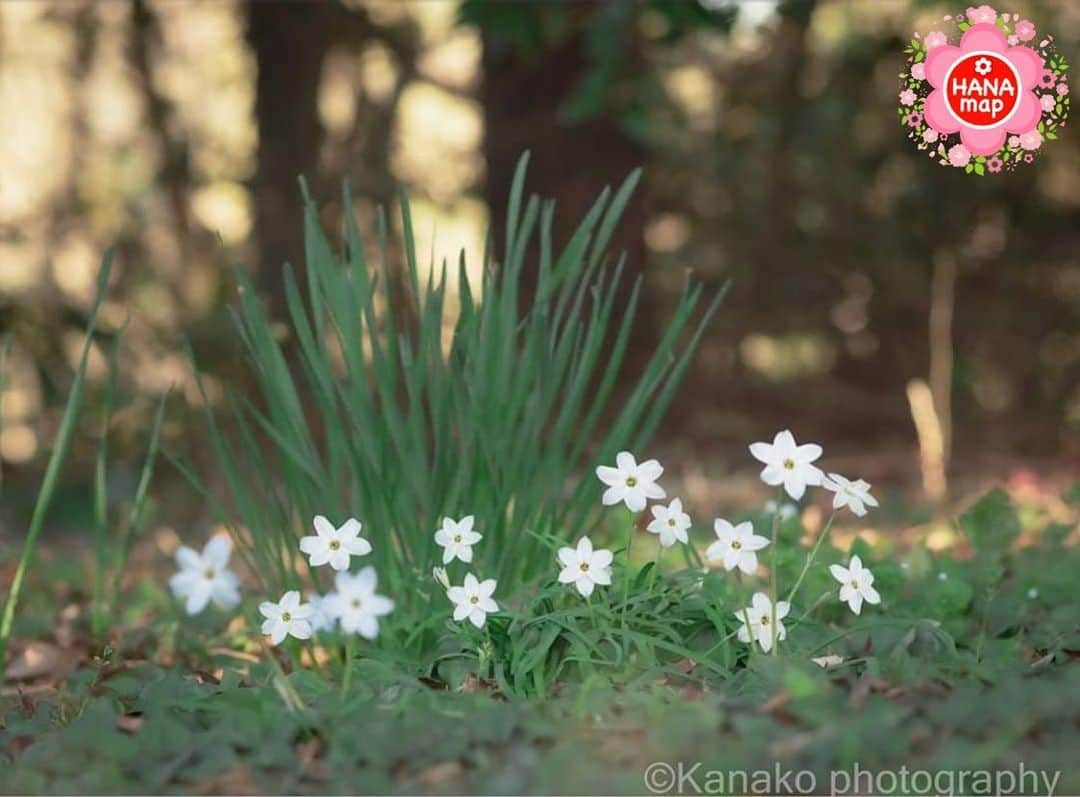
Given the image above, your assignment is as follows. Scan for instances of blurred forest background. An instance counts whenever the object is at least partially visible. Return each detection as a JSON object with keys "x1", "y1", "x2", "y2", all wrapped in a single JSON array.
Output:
[{"x1": 0, "y1": 0, "x2": 1077, "y2": 536}]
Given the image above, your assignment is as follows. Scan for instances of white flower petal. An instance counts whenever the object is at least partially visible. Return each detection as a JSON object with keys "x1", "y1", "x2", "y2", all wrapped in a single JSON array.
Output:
[
  {"x1": 185, "y1": 587, "x2": 211, "y2": 615},
  {"x1": 601, "y1": 485, "x2": 626, "y2": 506},
  {"x1": 289, "y1": 619, "x2": 313, "y2": 640},
  {"x1": 344, "y1": 536, "x2": 372, "y2": 556},
  {"x1": 338, "y1": 518, "x2": 362, "y2": 538},
  {"x1": 596, "y1": 465, "x2": 622, "y2": 486},
  {"x1": 637, "y1": 459, "x2": 663, "y2": 481},
  {"x1": 748, "y1": 442, "x2": 773, "y2": 464},
  {"x1": 313, "y1": 515, "x2": 336, "y2": 539},
  {"x1": 175, "y1": 546, "x2": 202, "y2": 570},
  {"x1": 269, "y1": 622, "x2": 288, "y2": 646},
  {"x1": 624, "y1": 490, "x2": 647, "y2": 512}
]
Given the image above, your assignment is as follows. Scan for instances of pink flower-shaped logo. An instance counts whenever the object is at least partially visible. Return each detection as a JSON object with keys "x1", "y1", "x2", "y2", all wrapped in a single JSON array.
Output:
[{"x1": 924, "y1": 23, "x2": 1043, "y2": 155}]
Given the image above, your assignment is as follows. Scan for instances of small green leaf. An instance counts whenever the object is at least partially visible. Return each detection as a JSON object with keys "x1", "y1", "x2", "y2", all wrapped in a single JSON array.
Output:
[{"x1": 960, "y1": 489, "x2": 1020, "y2": 553}]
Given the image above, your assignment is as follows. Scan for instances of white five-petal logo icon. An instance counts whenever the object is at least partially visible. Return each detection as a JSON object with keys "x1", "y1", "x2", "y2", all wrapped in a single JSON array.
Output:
[{"x1": 973, "y1": 56, "x2": 993, "y2": 76}]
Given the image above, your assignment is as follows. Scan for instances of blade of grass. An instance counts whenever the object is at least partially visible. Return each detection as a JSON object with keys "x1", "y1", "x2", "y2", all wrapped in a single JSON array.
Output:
[{"x1": 0, "y1": 253, "x2": 113, "y2": 663}]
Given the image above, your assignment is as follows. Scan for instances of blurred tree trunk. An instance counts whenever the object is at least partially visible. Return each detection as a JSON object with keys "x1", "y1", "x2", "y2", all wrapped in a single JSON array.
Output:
[
  {"x1": 244, "y1": 1, "x2": 334, "y2": 317},
  {"x1": 479, "y1": 16, "x2": 655, "y2": 355}
]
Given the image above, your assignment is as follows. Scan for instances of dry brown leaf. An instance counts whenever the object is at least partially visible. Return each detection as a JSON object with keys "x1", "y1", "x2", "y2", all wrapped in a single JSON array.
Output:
[
  {"x1": 758, "y1": 689, "x2": 792, "y2": 715},
  {"x1": 116, "y1": 713, "x2": 144, "y2": 733},
  {"x1": 4, "y1": 642, "x2": 80, "y2": 682},
  {"x1": 406, "y1": 760, "x2": 465, "y2": 788}
]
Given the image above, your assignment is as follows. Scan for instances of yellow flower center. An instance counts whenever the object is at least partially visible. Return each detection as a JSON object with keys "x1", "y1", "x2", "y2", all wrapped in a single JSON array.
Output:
[
  {"x1": 203, "y1": 567, "x2": 216, "y2": 579},
  {"x1": 470, "y1": 595, "x2": 479, "y2": 604},
  {"x1": 351, "y1": 598, "x2": 362, "y2": 610},
  {"x1": 580, "y1": 562, "x2": 590, "y2": 572},
  {"x1": 329, "y1": 540, "x2": 341, "y2": 551},
  {"x1": 454, "y1": 534, "x2": 462, "y2": 543},
  {"x1": 668, "y1": 519, "x2": 676, "y2": 527},
  {"x1": 760, "y1": 615, "x2": 770, "y2": 626},
  {"x1": 731, "y1": 540, "x2": 742, "y2": 550},
  {"x1": 625, "y1": 476, "x2": 638, "y2": 487},
  {"x1": 281, "y1": 611, "x2": 292, "y2": 622},
  {"x1": 783, "y1": 458, "x2": 795, "y2": 470}
]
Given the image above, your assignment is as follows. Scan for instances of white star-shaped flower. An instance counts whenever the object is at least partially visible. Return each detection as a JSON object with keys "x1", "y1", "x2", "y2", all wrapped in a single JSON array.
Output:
[
  {"x1": 169, "y1": 535, "x2": 241, "y2": 615},
  {"x1": 259, "y1": 590, "x2": 313, "y2": 645},
  {"x1": 830, "y1": 555, "x2": 881, "y2": 615},
  {"x1": 595, "y1": 451, "x2": 666, "y2": 512},
  {"x1": 706, "y1": 518, "x2": 770, "y2": 575},
  {"x1": 748, "y1": 430, "x2": 824, "y2": 500},
  {"x1": 434, "y1": 515, "x2": 482, "y2": 564},
  {"x1": 447, "y1": 573, "x2": 498, "y2": 628},
  {"x1": 557, "y1": 536, "x2": 614, "y2": 597},
  {"x1": 822, "y1": 473, "x2": 878, "y2": 517},
  {"x1": 646, "y1": 498, "x2": 691, "y2": 548},
  {"x1": 734, "y1": 591, "x2": 790, "y2": 653},
  {"x1": 324, "y1": 566, "x2": 395, "y2": 639},
  {"x1": 299, "y1": 515, "x2": 372, "y2": 571}
]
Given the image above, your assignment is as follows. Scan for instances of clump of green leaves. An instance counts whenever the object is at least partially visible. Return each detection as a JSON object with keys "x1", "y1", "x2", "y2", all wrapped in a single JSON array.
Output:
[{"x1": 189, "y1": 154, "x2": 721, "y2": 600}]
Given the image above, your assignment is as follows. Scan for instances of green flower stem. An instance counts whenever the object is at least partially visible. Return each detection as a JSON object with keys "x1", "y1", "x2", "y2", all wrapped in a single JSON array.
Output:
[
  {"x1": 341, "y1": 634, "x2": 356, "y2": 699},
  {"x1": 263, "y1": 638, "x2": 304, "y2": 712},
  {"x1": 649, "y1": 537, "x2": 663, "y2": 591},
  {"x1": 620, "y1": 510, "x2": 642, "y2": 644},
  {"x1": 769, "y1": 488, "x2": 782, "y2": 656},
  {"x1": 737, "y1": 570, "x2": 756, "y2": 657},
  {"x1": 785, "y1": 509, "x2": 838, "y2": 605}
]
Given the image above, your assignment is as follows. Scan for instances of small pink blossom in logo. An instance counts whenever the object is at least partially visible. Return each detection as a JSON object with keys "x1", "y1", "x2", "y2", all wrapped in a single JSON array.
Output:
[
  {"x1": 1023, "y1": 153, "x2": 1034, "y2": 163},
  {"x1": 923, "y1": 128, "x2": 940, "y2": 143},
  {"x1": 966, "y1": 5, "x2": 999, "y2": 24},
  {"x1": 1040, "y1": 94, "x2": 1056, "y2": 112},
  {"x1": 924, "y1": 23, "x2": 1044, "y2": 155},
  {"x1": 925, "y1": 31, "x2": 948, "y2": 50},
  {"x1": 1018, "y1": 129, "x2": 1042, "y2": 150},
  {"x1": 907, "y1": 111, "x2": 924, "y2": 128},
  {"x1": 967, "y1": 5, "x2": 997, "y2": 24},
  {"x1": 1056, "y1": 82, "x2": 1069, "y2": 96},
  {"x1": 1007, "y1": 35, "x2": 1019, "y2": 46},
  {"x1": 986, "y1": 156, "x2": 1003, "y2": 172},
  {"x1": 899, "y1": 89, "x2": 917, "y2": 106},
  {"x1": 1015, "y1": 20, "x2": 1036, "y2": 41},
  {"x1": 1039, "y1": 69, "x2": 1056, "y2": 88},
  {"x1": 948, "y1": 143, "x2": 972, "y2": 167},
  {"x1": 1008, "y1": 135, "x2": 1021, "y2": 147},
  {"x1": 911, "y1": 62, "x2": 926, "y2": 81}
]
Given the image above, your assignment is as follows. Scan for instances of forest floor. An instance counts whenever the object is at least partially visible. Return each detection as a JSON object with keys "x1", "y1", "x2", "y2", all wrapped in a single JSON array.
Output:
[{"x1": 2, "y1": 475, "x2": 1079, "y2": 795}]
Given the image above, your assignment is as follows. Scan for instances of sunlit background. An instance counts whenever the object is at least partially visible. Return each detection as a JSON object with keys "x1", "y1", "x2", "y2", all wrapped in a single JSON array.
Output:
[{"x1": 0, "y1": 0, "x2": 1077, "y2": 524}]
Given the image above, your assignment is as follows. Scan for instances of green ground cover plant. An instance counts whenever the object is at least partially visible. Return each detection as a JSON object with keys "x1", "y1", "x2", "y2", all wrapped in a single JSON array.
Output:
[{"x1": 1, "y1": 160, "x2": 1078, "y2": 795}]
